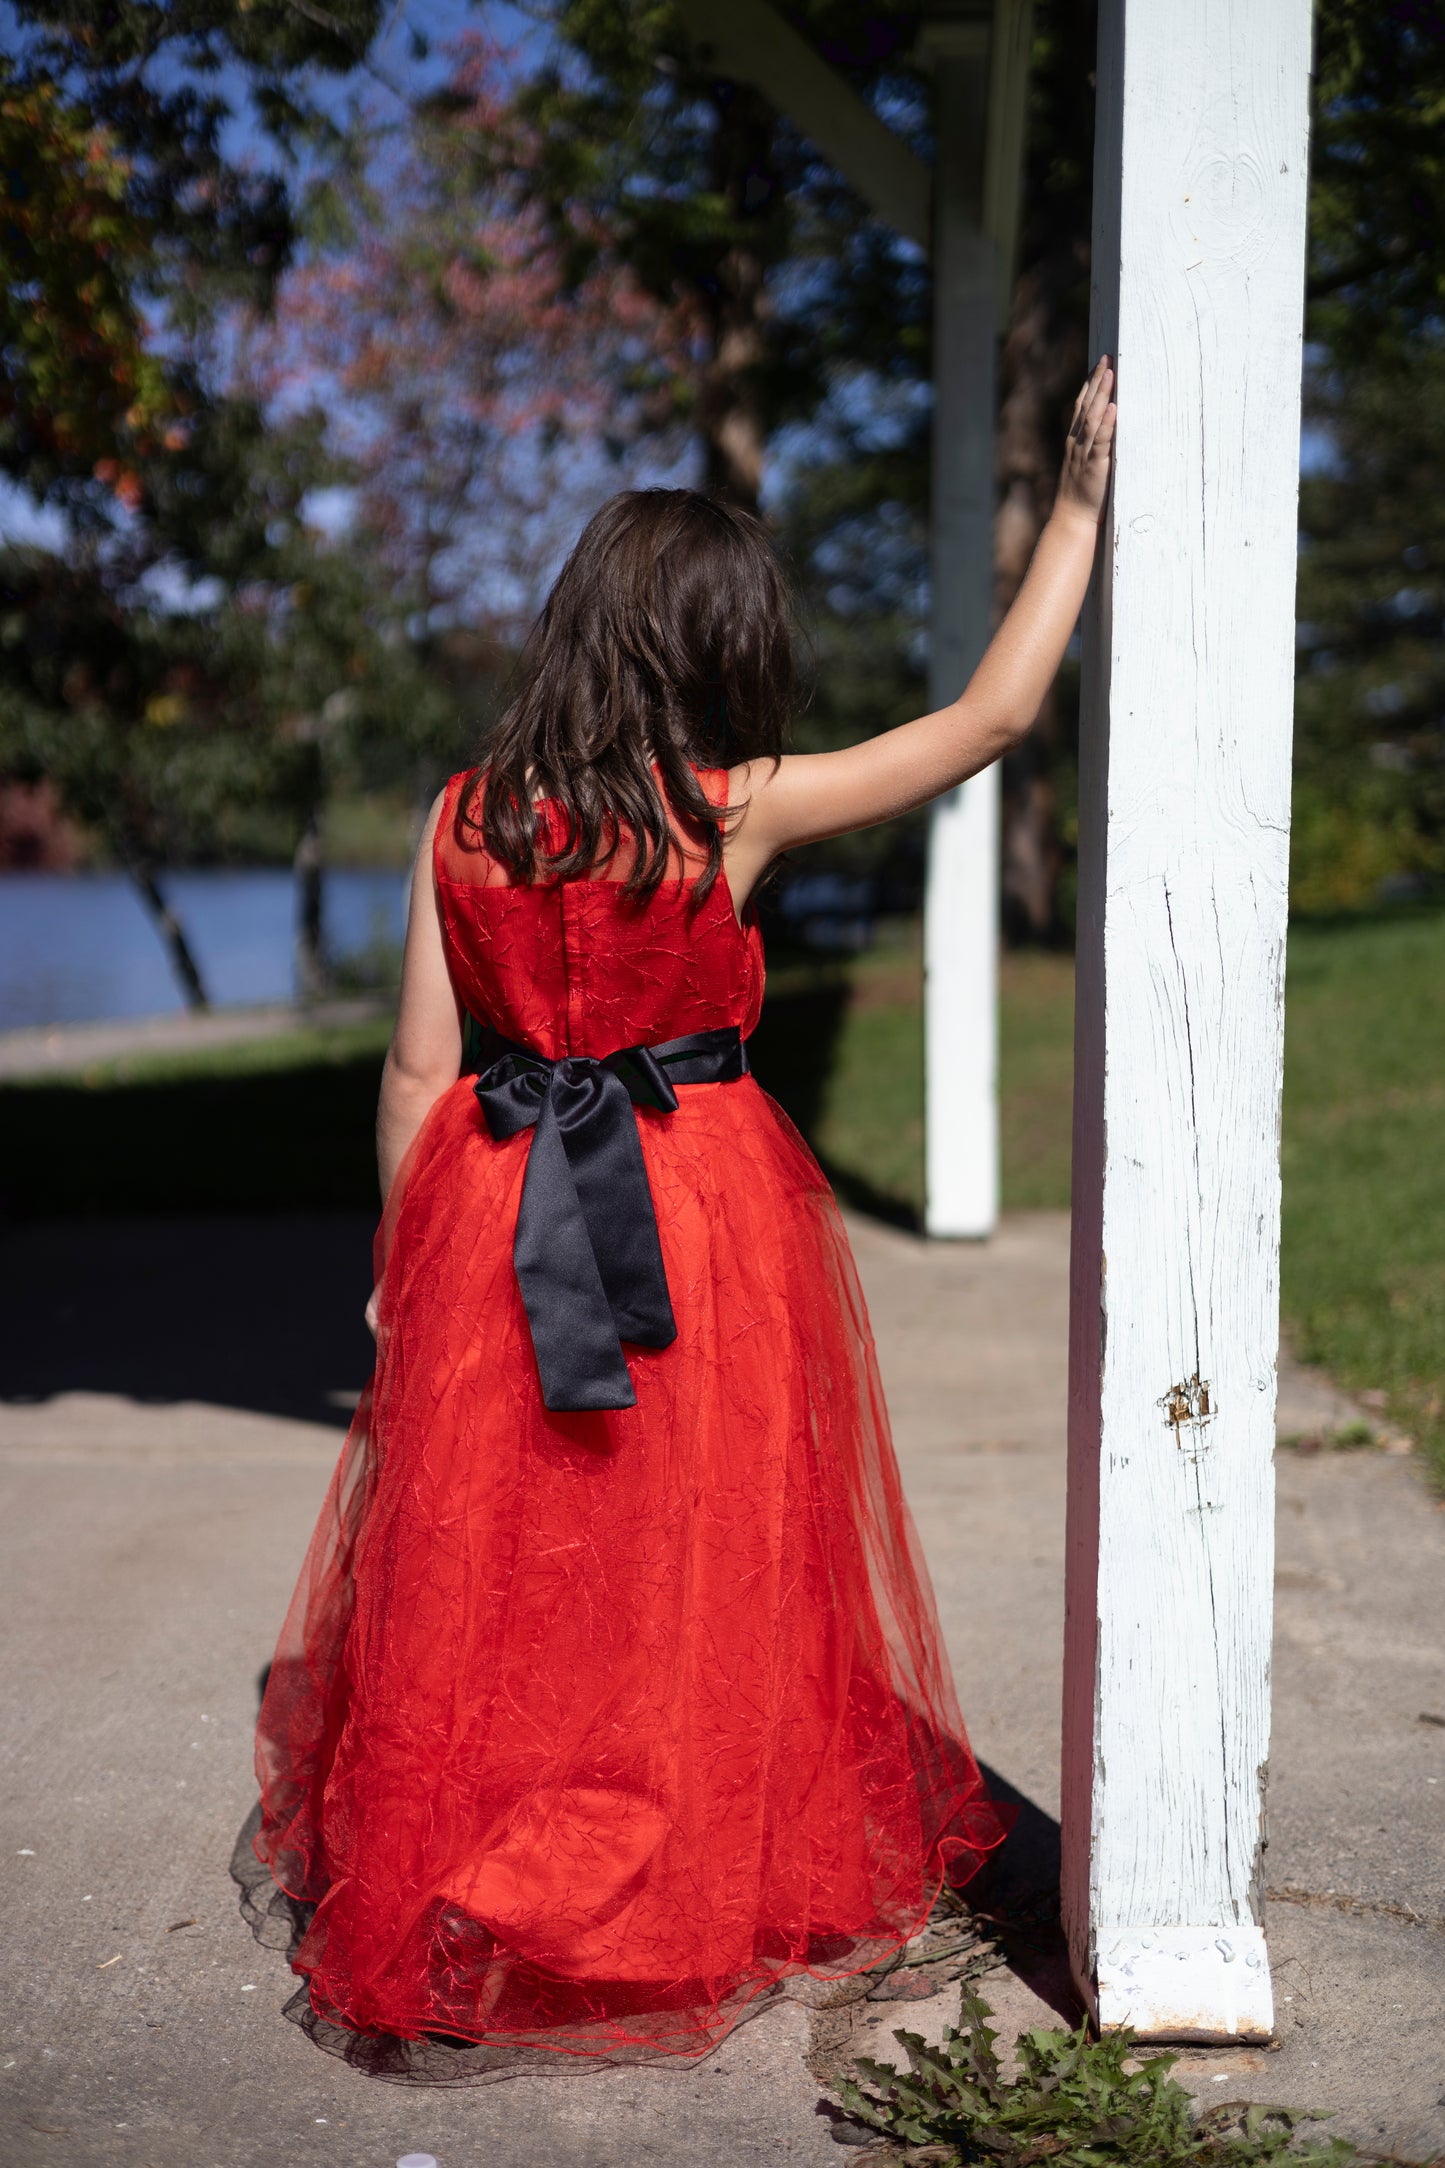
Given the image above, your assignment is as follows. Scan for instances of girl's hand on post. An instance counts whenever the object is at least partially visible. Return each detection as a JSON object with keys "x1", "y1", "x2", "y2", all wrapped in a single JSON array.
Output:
[
  {"x1": 1054, "y1": 355, "x2": 1117, "y2": 529},
  {"x1": 720, "y1": 357, "x2": 1119, "y2": 881}
]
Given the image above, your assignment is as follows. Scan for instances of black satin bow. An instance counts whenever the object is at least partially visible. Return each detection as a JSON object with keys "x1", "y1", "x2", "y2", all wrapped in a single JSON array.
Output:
[{"x1": 467, "y1": 1021, "x2": 749, "y2": 1413}]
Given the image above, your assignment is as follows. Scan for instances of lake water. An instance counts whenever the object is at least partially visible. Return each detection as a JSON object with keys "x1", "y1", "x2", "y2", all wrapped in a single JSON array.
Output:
[{"x1": 0, "y1": 868, "x2": 409, "y2": 1030}]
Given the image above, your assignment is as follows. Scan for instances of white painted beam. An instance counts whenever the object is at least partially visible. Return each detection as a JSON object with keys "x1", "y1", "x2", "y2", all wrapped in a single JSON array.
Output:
[
  {"x1": 924, "y1": 46, "x2": 998, "y2": 1240},
  {"x1": 674, "y1": 0, "x2": 931, "y2": 250},
  {"x1": 983, "y1": 0, "x2": 1033, "y2": 321},
  {"x1": 922, "y1": 1, "x2": 1035, "y2": 1240},
  {"x1": 1061, "y1": 0, "x2": 1313, "y2": 2041}
]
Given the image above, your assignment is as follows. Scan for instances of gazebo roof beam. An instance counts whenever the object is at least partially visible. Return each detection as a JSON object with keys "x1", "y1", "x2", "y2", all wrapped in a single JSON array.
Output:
[
  {"x1": 674, "y1": 0, "x2": 1032, "y2": 325},
  {"x1": 673, "y1": 0, "x2": 932, "y2": 253}
]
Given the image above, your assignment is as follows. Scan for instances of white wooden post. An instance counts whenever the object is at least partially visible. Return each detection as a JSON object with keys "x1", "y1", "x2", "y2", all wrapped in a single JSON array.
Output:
[
  {"x1": 923, "y1": 0, "x2": 1031, "y2": 1240},
  {"x1": 924, "y1": 25, "x2": 999, "y2": 1241},
  {"x1": 1061, "y1": 0, "x2": 1312, "y2": 2040}
]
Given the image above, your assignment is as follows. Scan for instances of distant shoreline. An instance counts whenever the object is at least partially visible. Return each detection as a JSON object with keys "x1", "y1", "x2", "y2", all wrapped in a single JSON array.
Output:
[{"x1": 0, "y1": 864, "x2": 407, "y2": 1034}]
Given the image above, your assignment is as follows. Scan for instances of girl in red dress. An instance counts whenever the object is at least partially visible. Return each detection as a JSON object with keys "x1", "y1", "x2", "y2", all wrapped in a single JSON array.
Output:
[{"x1": 244, "y1": 363, "x2": 1116, "y2": 2080}]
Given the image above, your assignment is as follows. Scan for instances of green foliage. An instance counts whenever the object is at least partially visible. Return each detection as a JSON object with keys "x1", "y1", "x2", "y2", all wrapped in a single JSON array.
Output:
[
  {"x1": 451, "y1": 0, "x2": 937, "y2": 789},
  {"x1": 1306, "y1": 1, "x2": 1445, "y2": 367},
  {"x1": 1286, "y1": 777, "x2": 1428, "y2": 920},
  {"x1": 1290, "y1": 3, "x2": 1445, "y2": 913},
  {"x1": 833, "y1": 1987, "x2": 1356, "y2": 2166},
  {"x1": 0, "y1": 397, "x2": 449, "y2": 874},
  {"x1": 6, "y1": 0, "x2": 1442, "y2": 946},
  {"x1": 6, "y1": 3, "x2": 383, "y2": 273},
  {"x1": 1293, "y1": 344, "x2": 1445, "y2": 910},
  {"x1": 1, "y1": 0, "x2": 386, "y2": 506},
  {"x1": 0, "y1": 64, "x2": 174, "y2": 495},
  {"x1": 496, "y1": 0, "x2": 930, "y2": 396}
]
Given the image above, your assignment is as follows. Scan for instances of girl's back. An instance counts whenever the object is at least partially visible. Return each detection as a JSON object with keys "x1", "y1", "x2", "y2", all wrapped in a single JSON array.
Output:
[{"x1": 433, "y1": 765, "x2": 763, "y2": 1060}]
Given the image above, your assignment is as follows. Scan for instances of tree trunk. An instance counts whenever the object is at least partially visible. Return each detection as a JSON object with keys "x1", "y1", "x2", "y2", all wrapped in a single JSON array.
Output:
[
  {"x1": 128, "y1": 864, "x2": 210, "y2": 1012},
  {"x1": 294, "y1": 812, "x2": 326, "y2": 1005},
  {"x1": 995, "y1": 250, "x2": 1090, "y2": 942},
  {"x1": 697, "y1": 83, "x2": 777, "y2": 511}
]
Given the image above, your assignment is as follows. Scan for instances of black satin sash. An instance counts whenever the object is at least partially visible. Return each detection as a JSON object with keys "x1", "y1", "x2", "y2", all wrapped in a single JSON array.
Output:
[{"x1": 464, "y1": 1018, "x2": 749, "y2": 1412}]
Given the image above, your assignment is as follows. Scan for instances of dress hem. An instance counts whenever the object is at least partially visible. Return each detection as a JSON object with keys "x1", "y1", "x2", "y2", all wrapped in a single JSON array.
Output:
[{"x1": 234, "y1": 1795, "x2": 1012, "y2": 2084}]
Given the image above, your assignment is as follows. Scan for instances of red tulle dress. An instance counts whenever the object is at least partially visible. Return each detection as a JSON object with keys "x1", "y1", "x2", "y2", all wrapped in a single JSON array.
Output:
[{"x1": 248, "y1": 766, "x2": 1009, "y2": 2081}]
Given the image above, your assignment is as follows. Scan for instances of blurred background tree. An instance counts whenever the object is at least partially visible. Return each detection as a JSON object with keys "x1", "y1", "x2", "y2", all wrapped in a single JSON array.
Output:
[
  {"x1": 992, "y1": 0, "x2": 1445, "y2": 932},
  {"x1": 251, "y1": 34, "x2": 696, "y2": 810},
  {"x1": 2, "y1": 0, "x2": 1443, "y2": 992},
  {"x1": 428, "y1": 0, "x2": 940, "y2": 902},
  {"x1": 471, "y1": 0, "x2": 1445, "y2": 930},
  {"x1": 1291, "y1": 0, "x2": 1445, "y2": 913},
  {"x1": 0, "y1": 0, "x2": 415, "y2": 1004}
]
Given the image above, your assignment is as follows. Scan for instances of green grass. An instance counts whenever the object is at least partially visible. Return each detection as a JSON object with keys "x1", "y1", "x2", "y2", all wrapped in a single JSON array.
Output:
[
  {"x1": 749, "y1": 928, "x2": 1075, "y2": 1222},
  {"x1": 794, "y1": 939, "x2": 1076, "y2": 1218},
  {"x1": 1278, "y1": 908, "x2": 1445, "y2": 1491},
  {"x1": 993, "y1": 949, "x2": 1076, "y2": 1212},
  {"x1": 4, "y1": 907, "x2": 1442, "y2": 1488},
  {"x1": 788, "y1": 908, "x2": 1445, "y2": 1491}
]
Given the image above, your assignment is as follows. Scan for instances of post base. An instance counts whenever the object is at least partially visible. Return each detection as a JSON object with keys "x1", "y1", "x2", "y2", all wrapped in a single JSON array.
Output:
[{"x1": 1086, "y1": 1926, "x2": 1274, "y2": 2042}]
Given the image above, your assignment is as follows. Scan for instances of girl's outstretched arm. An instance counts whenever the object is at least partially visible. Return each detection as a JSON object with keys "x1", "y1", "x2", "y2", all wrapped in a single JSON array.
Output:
[{"x1": 724, "y1": 357, "x2": 1116, "y2": 901}]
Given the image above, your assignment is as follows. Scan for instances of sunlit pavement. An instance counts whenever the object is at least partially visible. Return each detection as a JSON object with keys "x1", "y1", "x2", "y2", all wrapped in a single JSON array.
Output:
[{"x1": 1, "y1": 1211, "x2": 1442, "y2": 2167}]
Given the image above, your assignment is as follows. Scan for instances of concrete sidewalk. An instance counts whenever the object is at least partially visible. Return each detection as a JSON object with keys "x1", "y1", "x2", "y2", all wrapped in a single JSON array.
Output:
[{"x1": 1, "y1": 1212, "x2": 1441, "y2": 2167}]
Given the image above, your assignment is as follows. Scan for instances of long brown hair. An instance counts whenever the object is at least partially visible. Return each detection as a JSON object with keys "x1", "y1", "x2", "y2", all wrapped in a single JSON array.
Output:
[{"x1": 464, "y1": 489, "x2": 795, "y2": 902}]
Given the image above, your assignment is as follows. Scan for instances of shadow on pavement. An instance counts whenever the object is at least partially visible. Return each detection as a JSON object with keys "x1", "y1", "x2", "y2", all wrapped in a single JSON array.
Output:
[
  {"x1": 968, "y1": 1764, "x2": 1080, "y2": 2027},
  {"x1": 0, "y1": 1050, "x2": 389, "y2": 1217},
  {"x1": 0, "y1": 1213, "x2": 376, "y2": 1429}
]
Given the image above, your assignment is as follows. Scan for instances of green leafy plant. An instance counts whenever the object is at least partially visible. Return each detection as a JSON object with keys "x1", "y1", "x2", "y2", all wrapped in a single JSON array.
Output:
[{"x1": 833, "y1": 1986, "x2": 1358, "y2": 2165}]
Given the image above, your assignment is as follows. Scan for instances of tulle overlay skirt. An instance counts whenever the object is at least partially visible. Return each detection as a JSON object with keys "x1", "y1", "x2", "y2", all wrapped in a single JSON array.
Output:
[{"x1": 251, "y1": 1074, "x2": 1009, "y2": 2075}]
